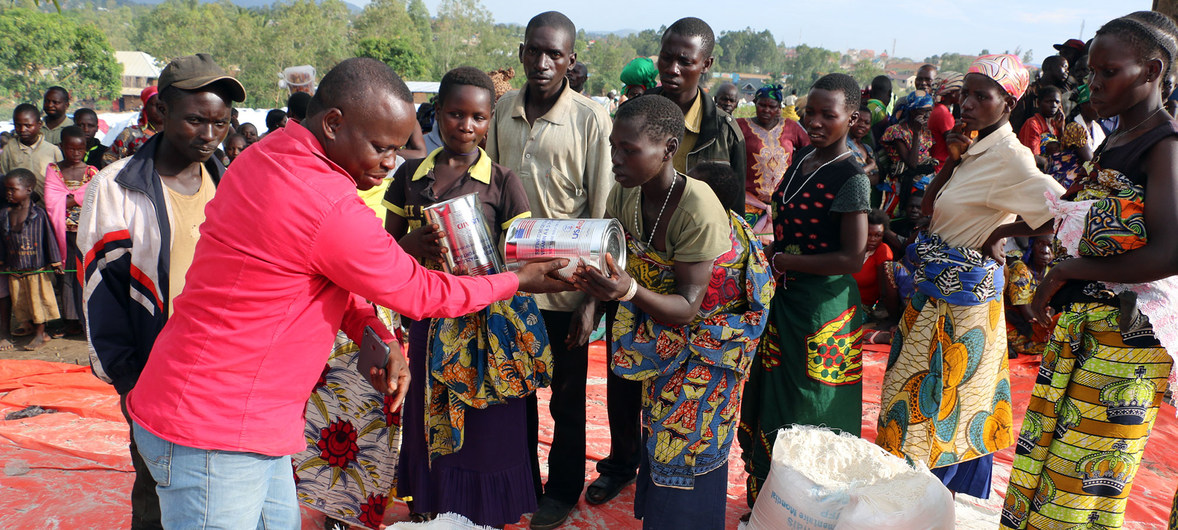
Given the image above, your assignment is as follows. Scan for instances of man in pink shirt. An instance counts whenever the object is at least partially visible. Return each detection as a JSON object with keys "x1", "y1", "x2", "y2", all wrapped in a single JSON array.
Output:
[{"x1": 125, "y1": 58, "x2": 568, "y2": 529}]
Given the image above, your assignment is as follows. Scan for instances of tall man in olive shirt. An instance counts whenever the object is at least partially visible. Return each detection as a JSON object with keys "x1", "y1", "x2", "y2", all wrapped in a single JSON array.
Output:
[{"x1": 484, "y1": 11, "x2": 614, "y2": 530}]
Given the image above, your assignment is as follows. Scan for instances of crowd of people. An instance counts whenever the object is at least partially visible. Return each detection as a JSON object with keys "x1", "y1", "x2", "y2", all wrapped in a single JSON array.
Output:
[{"x1": 2, "y1": 8, "x2": 1178, "y2": 530}]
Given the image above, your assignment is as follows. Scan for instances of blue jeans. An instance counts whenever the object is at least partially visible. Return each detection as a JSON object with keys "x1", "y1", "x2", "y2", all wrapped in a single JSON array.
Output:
[{"x1": 132, "y1": 421, "x2": 300, "y2": 530}]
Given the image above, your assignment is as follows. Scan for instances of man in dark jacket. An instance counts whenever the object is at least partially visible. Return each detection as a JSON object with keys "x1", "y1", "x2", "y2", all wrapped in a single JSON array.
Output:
[
  {"x1": 644, "y1": 17, "x2": 745, "y2": 182},
  {"x1": 78, "y1": 53, "x2": 244, "y2": 530},
  {"x1": 585, "y1": 16, "x2": 747, "y2": 510}
]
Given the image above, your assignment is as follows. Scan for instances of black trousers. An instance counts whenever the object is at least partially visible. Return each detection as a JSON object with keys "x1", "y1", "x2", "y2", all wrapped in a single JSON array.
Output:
[
  {"x1": 120, "y1": 394, "x2": 163, "y2": 530},
  {"x1": 527, "y1": 309, "x2": 591, "y2": 505},
  {"x1": 595, "y1": 364, "x2": 643, "y2": 480},
  {"x1": 595, "y1": 305, "x2": 642, "y2": 482}
]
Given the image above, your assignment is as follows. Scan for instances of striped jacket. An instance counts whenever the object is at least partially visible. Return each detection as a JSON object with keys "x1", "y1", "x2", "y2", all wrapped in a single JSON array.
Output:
[{"x1": 77, "y1": 136, "x2": 224, "y2": 394}]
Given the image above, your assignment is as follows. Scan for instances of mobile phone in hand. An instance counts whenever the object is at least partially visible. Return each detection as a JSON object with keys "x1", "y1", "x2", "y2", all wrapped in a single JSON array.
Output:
[{"x1": 357, "y1": 326, "x2": 390, "y2": 391}]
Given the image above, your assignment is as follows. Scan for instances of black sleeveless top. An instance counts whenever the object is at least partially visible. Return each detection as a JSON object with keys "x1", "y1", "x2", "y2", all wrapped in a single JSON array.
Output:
[{"x1": 1053, "y1": 120, "x2": 1178, "y2": 314}]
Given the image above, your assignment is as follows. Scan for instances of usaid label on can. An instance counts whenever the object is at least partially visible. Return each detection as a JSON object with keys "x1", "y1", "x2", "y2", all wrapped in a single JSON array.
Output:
[
  {"x1": 423, "y1": 192, "x2": 504, "y2": 277},
  {"x1": 504, "y1": 218, "x2": 626, "y2": 278}
]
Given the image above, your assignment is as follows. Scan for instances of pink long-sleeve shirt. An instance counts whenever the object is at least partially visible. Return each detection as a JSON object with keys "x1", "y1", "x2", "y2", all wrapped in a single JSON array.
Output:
[{"x1": 127, "y1": 124, "x2": 519, "y2": 456}]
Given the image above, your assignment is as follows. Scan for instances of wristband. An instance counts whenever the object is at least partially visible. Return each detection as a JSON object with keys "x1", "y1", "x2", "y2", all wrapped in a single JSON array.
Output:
[
  {"x1": 616, "y1": 278, "x2": 639, "y2": 302},
  {"x1": 770, "y1": 253, "x2": 784, "y2": 276}
]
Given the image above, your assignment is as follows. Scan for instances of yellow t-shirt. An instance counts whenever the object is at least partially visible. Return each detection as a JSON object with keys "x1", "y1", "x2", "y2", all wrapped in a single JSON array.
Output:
[
  {"x1": 165, "y1": 166, "x2": 215, "y2": 316},
  {"x1": 672, "y1": 93, "x2": 704, "y2": 174}
]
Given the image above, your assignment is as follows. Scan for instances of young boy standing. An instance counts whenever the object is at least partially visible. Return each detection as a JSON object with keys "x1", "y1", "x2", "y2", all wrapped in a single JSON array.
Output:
[
  {"x1": 1, "y1": 104, "x2": 63, "y2": 199},
  {"x1": 0, "y1": 169, "x2": 62, "y2": 351},
  {"x1": 1018, "y1": 84, "x2": 1064, "y2": 168}
]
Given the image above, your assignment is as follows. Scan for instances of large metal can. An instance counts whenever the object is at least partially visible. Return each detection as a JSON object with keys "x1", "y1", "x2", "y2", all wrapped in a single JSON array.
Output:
[
  {"x1": 504, "y1": 218, "x2": 626, "y2": 279},
  {"x1": 423, "y1": 192, "x2": 504, "y2": 276}
]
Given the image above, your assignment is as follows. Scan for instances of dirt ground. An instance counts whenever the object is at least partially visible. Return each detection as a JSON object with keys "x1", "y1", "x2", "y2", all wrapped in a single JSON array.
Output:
[{"x1": 2, "y1": 332, "x2": 89, "y2": 365}]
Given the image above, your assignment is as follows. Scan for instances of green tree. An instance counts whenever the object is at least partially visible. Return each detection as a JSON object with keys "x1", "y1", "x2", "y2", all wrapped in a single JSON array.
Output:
[
  {"x1": 576, "y1": 33, "x2": 637, "y2": 96},
  {"x1": 0, "y1": 8, "x2": 120, "y2": 102},
  {"x1": 251, "y1": 0, "x2": 352, "y2": 107},
  {"x1": 850, "y1": 59, "x2": 885, "y2": 86},
  {"x1": 717, "y1": 28, "x2": 779, "y2": 73},
  {"x1": 353, "y1": 0, "x2": 413, "y2": 43},
  {"x1": 430, "y1": 0, "x2": 493, "y2": 77},
  {"x1": 406, "y1": 0, "x2": 436, "y2": 78},
  {"x1": 62, "y1": 0, "x2": 143, "y2": 50},
  {"x1": 356, "y1": 36, "x2": 431, "y2": 79},
  {"x1": 936, "y1": 53, "x2": 974, "y2": 74},
  {"x1": 625, "y1": 27, "x2": 663, "y2": 58},
  {"x1": 782, "y1": 45, "x2": 840, "y2": 93}
]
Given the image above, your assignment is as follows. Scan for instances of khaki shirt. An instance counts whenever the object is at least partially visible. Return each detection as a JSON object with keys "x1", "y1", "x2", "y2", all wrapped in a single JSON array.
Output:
[
  {"x1": 930, "y1": 123, "x2": 1065, "y2": 248},
  {"x1": 672, "y1": 92, "x2": 703, "y2": 174},
  {"x1": 486, "y1": 81, "x2": 614, "y2": 312},
  {"x1": 42, "y1": 120, "x2": 67, "y2": 146},
  {"x1": 0, "y1": 134, "x2": 63, "y2": 199}
]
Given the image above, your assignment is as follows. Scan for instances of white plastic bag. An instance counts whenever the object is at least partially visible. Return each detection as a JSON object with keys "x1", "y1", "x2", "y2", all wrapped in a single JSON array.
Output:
[{"x1": 748, "y1": 426, "x2": 954, "y2": 530}]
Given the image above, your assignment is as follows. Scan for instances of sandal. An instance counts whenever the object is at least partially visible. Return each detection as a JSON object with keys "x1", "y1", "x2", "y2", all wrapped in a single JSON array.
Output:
[
  {"x1": 11, "y1": 325, "x2": 32, "y2": 337},
  {"x1": 864, "y1": 329, "x2": 893, "y2": 344},
  {"x1": 585, "y1": 474, "x2": 635, "y2": 505}
]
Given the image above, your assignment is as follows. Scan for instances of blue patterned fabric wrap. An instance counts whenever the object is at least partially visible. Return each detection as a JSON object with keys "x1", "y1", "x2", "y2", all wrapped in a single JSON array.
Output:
[
  {"x1": 910, "y1": 232, "x2": 1003, "y2": 306},
  {"x1": 611, "y1": 214, "x2": 774, "y2": 487}
]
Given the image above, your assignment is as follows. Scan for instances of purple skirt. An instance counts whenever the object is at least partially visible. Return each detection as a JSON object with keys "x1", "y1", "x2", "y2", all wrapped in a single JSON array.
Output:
[{"x1": 396, "y1": 319, "x2": 537, "y2": 527}]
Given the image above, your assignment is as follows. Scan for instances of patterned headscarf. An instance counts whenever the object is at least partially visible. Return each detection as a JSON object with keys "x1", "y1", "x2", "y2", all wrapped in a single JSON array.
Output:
[
  {"x1": 895, "y1": 89, "x2": 935, "y2": 122},
  {"x1": 967, "y1": 54, "x2": 1030, "y2": 100},
  {"x1": 936, "y1": 72, "x2": 964, "y2": 96},
  {"x1": 904, "y1": 90, "x2": 935, "y2": 110},
  {"x1": 755, "y1": 84, "x2": 783, "y2": 102},
  {"x1": 620, "y1": 57, "x2": 658, "y2": 90}
]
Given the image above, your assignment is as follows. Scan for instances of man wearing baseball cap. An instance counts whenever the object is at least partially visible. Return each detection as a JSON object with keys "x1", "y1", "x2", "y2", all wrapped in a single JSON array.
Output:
[
  {"x1": 1054, "y1": 38, "x2": 1090, "y2": 88},
  {"x1": 78, "y1": 52, "x2": 244, "y2": 530},
  {"x1": 1053, "y1": 38, "x2": 1086, "y2": 66}
]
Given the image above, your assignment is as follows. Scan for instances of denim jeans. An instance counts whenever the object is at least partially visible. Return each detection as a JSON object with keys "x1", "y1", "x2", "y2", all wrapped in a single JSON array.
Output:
[{"x1": 131, "y1": 421, "x2": 300, "y2": 530}]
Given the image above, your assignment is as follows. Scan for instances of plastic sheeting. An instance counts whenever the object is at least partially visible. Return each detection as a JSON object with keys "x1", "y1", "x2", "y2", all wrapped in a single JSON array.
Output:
[{"x1": 0, "y1": 344, "x2": 1174, "y2": 529}]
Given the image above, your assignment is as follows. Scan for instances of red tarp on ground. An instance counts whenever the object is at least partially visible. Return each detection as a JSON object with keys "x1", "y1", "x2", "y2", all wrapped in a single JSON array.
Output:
[{"x1": 1, "y1": 345, "x2": 1174, "y2": 529}]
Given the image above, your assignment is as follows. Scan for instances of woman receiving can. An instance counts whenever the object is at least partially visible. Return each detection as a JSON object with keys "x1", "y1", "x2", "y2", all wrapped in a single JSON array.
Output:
[
  {"x1": 572, "y1": 94, "x2": 772, "y2": 529},
  {"x1": 383, "y1": 66, "x2": 547, "y2": 526}
]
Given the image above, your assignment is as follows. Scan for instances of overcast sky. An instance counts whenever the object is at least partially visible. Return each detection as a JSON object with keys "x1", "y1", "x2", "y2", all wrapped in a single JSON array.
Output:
[{"x1": 421, "y1": 0, "x2": 1150, "y2": 67}]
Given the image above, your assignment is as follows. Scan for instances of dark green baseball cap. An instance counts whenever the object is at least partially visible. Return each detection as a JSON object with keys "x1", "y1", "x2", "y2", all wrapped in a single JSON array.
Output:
[{"x1": 159, "y1": 53, "x2": 246, "y2": 102}]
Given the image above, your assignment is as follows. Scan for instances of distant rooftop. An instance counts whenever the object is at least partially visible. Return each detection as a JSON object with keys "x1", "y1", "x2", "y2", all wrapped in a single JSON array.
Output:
[{"x1": 115, "y1": 51, "x2": 162, "y2": 79}]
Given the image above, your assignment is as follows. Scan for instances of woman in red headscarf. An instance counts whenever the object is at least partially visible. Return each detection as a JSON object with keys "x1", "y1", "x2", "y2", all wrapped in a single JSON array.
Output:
[{"x1": 102, "y1": 85, "x2": 164, "y2": 165}]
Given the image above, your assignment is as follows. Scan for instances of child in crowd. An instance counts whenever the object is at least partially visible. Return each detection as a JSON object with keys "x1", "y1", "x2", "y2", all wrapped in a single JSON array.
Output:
[
  {"x1": 263, "y1": 109, "x2": 287, "y2": 137},
  {"x1": 223, "y1": 133, "x2": 247, "y2": 165},
  {"x1": 883, "y1": 191, "x2": 925, "y2": 256},
  {"x1": 739, "y1": 73, "x2": 870, "y2": 511},
  {"x1": 855, "y1": 210, "x2": 894, "y2": 343},
  {"x1": 384, "y1": 66, "x2": 544, "y2": 527},
  {"x1": 0, "y1": 169, "x2": 62, "y2": 351},
  {"x1": 1039, "y1": 120, "x2": 1093, "y2": 188},
  {"x1": 72, "y1": 108, "x2": 108, "y2": 170},
  {"x1": 1004, "y1": 236, "x2": 1053, "y2": 357},
  {"x1": 44, "y1": 126, "x2": 96, "y2": 336},
  {"x1": 878, "y1": 91, "x2": 936, "y2": 215},
  {"x1": 848, "y1": 103, "x2": 878, "y2": 186},
  {"x1": 687, "y1": 161, "x2": 744, "y2": 214},
  {"x1": 573, "y1": 94, "x2": 771, "y2": 529},
  {"x1": 1017, "y1": 84, "x2": 1065, "y2": 168},
  {"x1": 238, "y1": 123, "x2": 259, "y2": 145}
]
